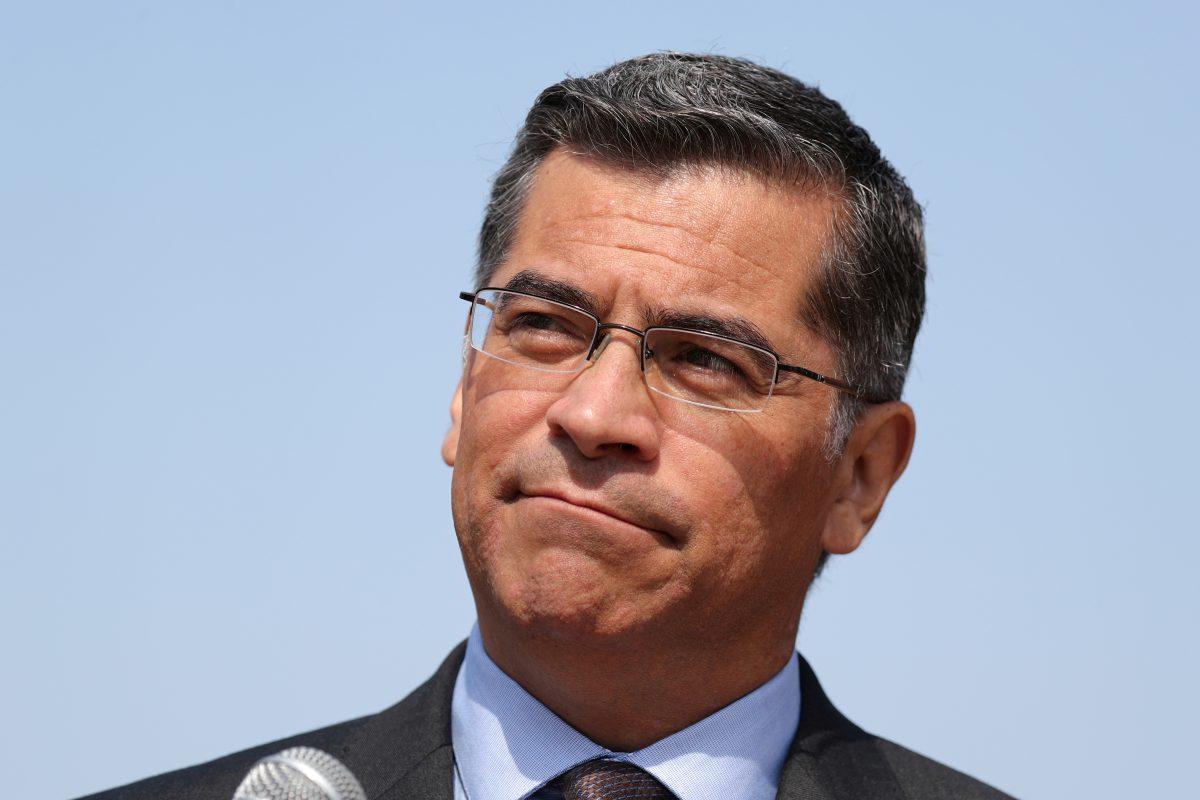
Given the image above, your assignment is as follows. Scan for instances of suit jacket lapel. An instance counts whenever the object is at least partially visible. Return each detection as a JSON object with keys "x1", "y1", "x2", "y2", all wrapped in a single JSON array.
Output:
[
  {"x1": 340, "y1": 642, "x2": 466, "y2": 800},
  {"x1": 350, "y1": 644, "x2": 905, "y2": 800},
  {"x1": 775, "y1": 656, "x2": 906, "y2": 800}
]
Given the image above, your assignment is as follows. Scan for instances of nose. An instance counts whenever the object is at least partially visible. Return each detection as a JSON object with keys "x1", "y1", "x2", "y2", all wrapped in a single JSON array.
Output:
[{"x1": 544, "y1": 331, "x2": 662, "y2": 462}]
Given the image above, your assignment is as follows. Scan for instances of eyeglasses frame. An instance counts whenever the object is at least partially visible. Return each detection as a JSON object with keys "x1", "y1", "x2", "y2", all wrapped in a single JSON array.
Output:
[{"x1": 459, "y1": 288, "x2": 862, "y2": 408}]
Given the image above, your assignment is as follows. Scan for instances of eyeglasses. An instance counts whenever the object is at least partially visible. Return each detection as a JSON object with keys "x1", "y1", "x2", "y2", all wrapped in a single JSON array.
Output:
[{"x1": 459, "y1": 288, "x2": 860, "y2": 413}]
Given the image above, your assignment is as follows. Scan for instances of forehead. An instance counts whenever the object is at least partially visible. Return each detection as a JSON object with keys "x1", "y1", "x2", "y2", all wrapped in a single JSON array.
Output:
[{"x1": 499, "y1": 150, "x2": 837, "y2": 326}]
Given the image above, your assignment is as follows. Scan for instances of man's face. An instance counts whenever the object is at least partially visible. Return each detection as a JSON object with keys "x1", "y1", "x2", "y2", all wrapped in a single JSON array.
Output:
[{"x1": 444, "y1": 150, "x2": 847, "y2": 654}]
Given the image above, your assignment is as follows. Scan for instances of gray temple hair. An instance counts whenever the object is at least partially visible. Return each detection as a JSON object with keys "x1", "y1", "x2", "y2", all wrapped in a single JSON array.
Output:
[{"x1": 474, "y1": 52, "x2": 926, "y2": 463}]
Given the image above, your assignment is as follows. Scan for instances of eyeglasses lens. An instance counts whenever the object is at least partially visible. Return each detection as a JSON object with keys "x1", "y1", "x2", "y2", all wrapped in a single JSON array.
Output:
[
  {"x1": 466, "y1": 289, "x2": 778, "y2": 411},
  {"x1": 643, "y1": 329, "x2": 777, "y2": 412},
  {"x1": 468, "y1": 290, "x2": 595, "y2": 374}
]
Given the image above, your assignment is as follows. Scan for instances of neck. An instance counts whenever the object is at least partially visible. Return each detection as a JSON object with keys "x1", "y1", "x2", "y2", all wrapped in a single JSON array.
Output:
[{"x1": 475, "y1": 611, "x2": 799, "y2": 752}]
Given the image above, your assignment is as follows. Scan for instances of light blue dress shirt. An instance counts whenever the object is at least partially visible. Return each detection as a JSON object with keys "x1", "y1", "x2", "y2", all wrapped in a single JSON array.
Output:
[{"x1": 450, "y1": 624, "x2": 801, "y2": 800}]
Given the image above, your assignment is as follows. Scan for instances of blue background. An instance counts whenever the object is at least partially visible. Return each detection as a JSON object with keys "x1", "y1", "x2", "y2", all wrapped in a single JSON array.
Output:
[{"x1": 2, "y1": 3, "x2": 1196, "y2": 798}]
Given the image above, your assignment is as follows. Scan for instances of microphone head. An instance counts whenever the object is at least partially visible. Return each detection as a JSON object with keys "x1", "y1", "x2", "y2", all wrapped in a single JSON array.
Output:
[{"x1": 232, "y1": 746, "x2": 366, "y2": 800}]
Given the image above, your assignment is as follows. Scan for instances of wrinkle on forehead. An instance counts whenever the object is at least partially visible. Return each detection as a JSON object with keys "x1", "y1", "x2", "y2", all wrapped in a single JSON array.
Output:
[
  {"x1": 549, "y1": 237, "x2": 782, "y2": 307},
  {"x1": 505, "y1": 151, "x2": 841, "y2": 364},
  {"x1": 555, "y1": 210, "x2": 789, "y2": 287},
  {"x1": 523, "y1": 152, "x2": 837, "y2": 303}
]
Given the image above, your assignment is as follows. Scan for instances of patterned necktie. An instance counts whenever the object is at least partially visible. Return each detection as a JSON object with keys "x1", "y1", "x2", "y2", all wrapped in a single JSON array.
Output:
[{"x1": 552, "y1": 759, "x2": 676, "y2": 800}]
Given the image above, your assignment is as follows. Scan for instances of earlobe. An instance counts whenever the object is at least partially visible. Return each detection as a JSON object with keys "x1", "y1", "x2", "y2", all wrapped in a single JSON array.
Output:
[
  {"x1": 441, "y1": 380, "x2": 464, "y2": 467},
  {"x1": 820, "y1": 401, "x2": 916, "y2": 556}
]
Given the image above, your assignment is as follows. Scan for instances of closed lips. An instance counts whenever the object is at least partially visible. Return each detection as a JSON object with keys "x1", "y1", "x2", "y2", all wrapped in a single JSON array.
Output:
[{"x1": 518, "y1": 489, "x2": 680, "y2": 545}]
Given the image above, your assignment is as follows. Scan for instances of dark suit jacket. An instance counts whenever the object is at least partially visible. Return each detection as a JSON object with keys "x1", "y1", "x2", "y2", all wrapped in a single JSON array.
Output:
[{"x1": 78, "y1": 643, "x2": 1014, "y2": 799}]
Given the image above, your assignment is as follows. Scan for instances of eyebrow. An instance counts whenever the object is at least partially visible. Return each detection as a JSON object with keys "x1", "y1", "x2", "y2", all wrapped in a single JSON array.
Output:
[
  {"x1": 500, "y1": 270, "x2": 601, "y2": 316},
  {"x1": 649, "y1": 308, "x2": 778, "y2": 354},
  {"x1": 496, "y1": 269, "x2": 779, "y2": 354}
]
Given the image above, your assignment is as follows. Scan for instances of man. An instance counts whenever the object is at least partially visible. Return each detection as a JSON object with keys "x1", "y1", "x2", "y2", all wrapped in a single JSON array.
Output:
[{"x1": 81, "y1": 53, "x2": 1012, "y2": 799}]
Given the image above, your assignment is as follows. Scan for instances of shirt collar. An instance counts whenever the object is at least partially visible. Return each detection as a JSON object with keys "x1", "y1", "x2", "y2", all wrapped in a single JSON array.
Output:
[{"x1": 451, "y1": 624, "x2": 800, "y2": 800}]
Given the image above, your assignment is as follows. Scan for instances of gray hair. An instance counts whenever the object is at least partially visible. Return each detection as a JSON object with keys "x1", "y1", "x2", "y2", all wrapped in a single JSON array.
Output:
[{"x1": 475, "y1": 53, "x2": 926, "y2": 462}]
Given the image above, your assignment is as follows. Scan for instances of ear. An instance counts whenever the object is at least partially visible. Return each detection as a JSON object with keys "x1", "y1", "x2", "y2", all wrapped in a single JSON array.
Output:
[
  {"x1": 821, "y1": 401, "x2": 916, "y2": 556},
  {"x1": 441, "y1": 379, "x2": 464, "y2": 467}
]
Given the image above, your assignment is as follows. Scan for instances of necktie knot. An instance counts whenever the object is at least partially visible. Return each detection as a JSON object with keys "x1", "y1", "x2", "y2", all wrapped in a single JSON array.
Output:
[{"x1": 553, "y1": 759, "x2": 676, "y2": 800}]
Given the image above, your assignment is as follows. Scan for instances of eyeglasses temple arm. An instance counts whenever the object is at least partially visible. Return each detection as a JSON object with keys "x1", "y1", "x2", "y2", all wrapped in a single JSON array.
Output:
[{"x1": 777, "y1": 363, "x2": 862, "y2": 397}]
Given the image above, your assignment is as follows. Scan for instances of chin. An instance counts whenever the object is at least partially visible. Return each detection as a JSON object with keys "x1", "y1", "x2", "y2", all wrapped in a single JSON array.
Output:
[{"x1": 488, "y1": 547, "x2": 685, "y2": 648}]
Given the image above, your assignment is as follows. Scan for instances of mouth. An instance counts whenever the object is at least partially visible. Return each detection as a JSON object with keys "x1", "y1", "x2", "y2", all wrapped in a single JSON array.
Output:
[{"x1": 513, "y1": 489, "x2": 681, "y2": 549}]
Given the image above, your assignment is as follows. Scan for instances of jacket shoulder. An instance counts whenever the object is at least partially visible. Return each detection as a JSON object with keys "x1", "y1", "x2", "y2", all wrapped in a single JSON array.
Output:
[
  {"x1": 788, "y1": 655, "x2": 1016, "y2": 800},
  {"x1": 74, "y1": 715, "x2": 371, "y2": 800},
  {"x1": 874, "y1": 737, "x2": 1016, "y2": 800},
  {"x1": 75, "y1": 642, "x2": 467, "y2": 800}
]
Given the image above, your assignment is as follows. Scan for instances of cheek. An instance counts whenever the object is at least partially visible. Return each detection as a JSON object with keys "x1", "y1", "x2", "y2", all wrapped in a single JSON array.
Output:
[
  {"x1": 452, "y1": 369, "x2": 560, "y2": 543},
  {"x1": 670, "y1": 413, "x2": 815, "y2": 522},
  {"x1": 451, "y1": 380, "x2": 550, "y2": 599},
  {"x1": 458, "y1": 367, "x2": 555, "y2": 478},
  {"x1": 669, "y1": 421, "x2": 828, "y2": 590}
]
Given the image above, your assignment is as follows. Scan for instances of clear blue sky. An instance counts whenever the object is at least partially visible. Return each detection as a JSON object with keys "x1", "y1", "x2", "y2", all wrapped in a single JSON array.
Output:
[{"x1": 1, "y1": 2, "x2": 1196, "y2": 798}]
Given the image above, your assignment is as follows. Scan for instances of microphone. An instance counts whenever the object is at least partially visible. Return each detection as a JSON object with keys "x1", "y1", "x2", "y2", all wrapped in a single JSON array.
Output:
[{"x1": 232, "y1": 746, "x2": 366, "y2": 800}]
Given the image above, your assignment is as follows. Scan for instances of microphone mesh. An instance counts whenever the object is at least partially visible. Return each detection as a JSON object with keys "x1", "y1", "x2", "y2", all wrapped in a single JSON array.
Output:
[{"x1": 233, "y1": 746, "x2": 366, "y2": 800}]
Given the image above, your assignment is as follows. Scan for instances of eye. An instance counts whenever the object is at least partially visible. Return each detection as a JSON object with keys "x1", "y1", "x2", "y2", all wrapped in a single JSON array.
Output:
[
  {"x1": 505, "y1": 311, "x2": 589, "y2": 343},
  {"x1": 510, "y1": 312, "x2": 569, "y2": 332},
  {"x1": 501, "y1": 309, "x2": 592, "y2": 356},
  {"x1": 680, "y1": 345, "x2": 746, "y2": 376}
]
